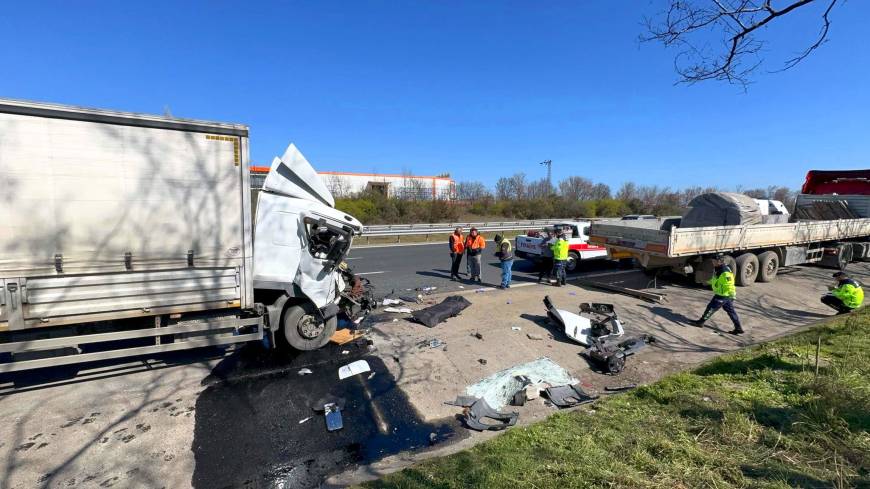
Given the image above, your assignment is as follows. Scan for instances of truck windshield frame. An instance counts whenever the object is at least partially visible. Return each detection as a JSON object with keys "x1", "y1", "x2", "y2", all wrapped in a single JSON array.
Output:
[{"x1": 303, "y1": 217, "x2": 352, "y2": 267}]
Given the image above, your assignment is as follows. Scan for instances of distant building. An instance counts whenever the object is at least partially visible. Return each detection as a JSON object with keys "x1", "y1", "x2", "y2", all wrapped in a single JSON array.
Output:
[{"x1": 250, "y1": 167, "x2": 455, "y2": 200}]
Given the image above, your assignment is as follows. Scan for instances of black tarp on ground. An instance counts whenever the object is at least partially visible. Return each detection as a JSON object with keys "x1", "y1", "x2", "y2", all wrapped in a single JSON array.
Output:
[
  {"x1": 411, "y1": 295, "x2": 472, "y2": 328},
  {"x1": 681, "y1": 192, "x2": 762, "y2": 228}
]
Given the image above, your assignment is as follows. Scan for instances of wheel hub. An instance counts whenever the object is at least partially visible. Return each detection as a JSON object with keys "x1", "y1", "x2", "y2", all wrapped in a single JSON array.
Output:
[{"x1": 298, "y1": 314, "x2": 324, "y2": 340}]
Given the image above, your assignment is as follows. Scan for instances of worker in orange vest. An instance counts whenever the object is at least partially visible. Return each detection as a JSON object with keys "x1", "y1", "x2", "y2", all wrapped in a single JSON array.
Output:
[
  {"x1": 449, "y1": 227, "x2": 465, "y2": 281},
  {"x1": 465, "y1": 227, "x2": 486, "y2": 283}
]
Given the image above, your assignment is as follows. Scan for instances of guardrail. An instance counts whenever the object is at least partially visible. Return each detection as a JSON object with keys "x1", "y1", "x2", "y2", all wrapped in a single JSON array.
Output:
[{"x1": 361, "y1": 218, "x2": 605, "y2": 241}]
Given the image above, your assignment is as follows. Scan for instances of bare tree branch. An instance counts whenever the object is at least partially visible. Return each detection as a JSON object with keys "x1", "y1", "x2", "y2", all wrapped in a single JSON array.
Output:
[{"x1": 643, "y1": 0, "x2": 840, "y2": 87}]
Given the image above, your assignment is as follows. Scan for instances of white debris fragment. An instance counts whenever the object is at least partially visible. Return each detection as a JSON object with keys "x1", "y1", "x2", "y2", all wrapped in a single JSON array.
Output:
[
  {"x1": 382, "y1": 298, "x2": 403, "y2": 306},
  {"x1": 297, "y1": 368, "x2": 313, "y2": 376},
  {"x1": 298, "y1": 416, "x2": 313, "y2": 424},
  {"x1": 511, "y1": 326, "x2": 522, "y2": 331},
  {"x1": 339, "y1": 359, "x2": 371, "y2": 380},
  {"x1": 384, "y1": 307, "x2": 412, "y2": 314}
]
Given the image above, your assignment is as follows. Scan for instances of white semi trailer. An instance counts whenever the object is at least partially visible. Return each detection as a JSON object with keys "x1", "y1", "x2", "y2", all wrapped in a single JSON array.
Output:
[
  {"x1": 0, "y1": 99, "x2": 368, "y2": 373},
  {"x1": 589, "y1": 196, "x2": 870, "y2": 286}
]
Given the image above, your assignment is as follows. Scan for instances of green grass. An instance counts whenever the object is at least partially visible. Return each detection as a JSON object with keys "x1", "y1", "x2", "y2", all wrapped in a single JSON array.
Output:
[{"x1": 364, "y1": 310, "x2": 870, "y2": 488}]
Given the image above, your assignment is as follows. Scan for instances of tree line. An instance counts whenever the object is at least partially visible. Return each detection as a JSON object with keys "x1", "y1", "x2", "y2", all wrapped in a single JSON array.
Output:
[{"x1": 334, "y1": 172, "x2": 798, "y2": 225}]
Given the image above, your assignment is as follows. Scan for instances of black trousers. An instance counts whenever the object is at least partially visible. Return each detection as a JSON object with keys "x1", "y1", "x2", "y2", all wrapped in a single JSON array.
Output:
[
  {"x1": 538, "y1": 256, "x2": 554, "y2": 280},
  {"x1": 450, "y1": 252, "x2": 463, "y2": 278},
  {"x1": 701, "y1": 295, "x2": 742, "y2": 330},
  {"x1": 821, "y1": 294, "x2": 853, "y2": 314}
]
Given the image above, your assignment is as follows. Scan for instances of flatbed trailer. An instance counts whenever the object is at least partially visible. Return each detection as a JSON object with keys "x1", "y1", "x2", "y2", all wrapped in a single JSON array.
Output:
[{"x1": 589, "y1": 218, "x2": 870, "y2": 286}]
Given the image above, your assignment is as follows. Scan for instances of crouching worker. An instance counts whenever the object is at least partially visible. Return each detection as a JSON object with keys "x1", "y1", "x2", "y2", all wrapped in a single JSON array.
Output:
[
  {"x1": 692, "y1": 255, "x2": 744, "y2": 335},
  {"x1": 493, "y1": 234, "x2": 513, "y2": 289},
  {"x1": 821, "y1": 271, "x2": 864, "y2": 314}
]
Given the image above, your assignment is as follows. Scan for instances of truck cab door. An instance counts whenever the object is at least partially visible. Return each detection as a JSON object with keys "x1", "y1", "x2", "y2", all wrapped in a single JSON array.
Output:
[{"x1": 295, "y1": 217, "x2": 354, "y2": 308}]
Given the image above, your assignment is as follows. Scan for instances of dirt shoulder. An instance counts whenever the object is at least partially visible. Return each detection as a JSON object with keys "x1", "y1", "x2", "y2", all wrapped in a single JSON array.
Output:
[{"x1": 327, "y1": 262, "x2": 869, "y2": 486}]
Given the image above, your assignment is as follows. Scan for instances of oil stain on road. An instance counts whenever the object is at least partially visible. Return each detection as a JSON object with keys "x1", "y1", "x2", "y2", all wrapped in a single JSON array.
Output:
[{"x1": 191, "y1": 339, "x2": 463, "y2": 488}]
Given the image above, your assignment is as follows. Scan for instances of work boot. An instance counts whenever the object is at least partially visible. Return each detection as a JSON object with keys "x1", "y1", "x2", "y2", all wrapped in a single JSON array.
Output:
[
  {"x1": 691, "y1": 319, "x2": 705, "y2": 327},
  {"x1": 728, "y1": 328, "x2": 744, "y2": 335}
]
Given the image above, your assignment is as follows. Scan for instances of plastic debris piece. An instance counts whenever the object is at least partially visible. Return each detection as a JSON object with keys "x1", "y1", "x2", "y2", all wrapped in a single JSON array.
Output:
[
  {"x1": 474, "y1": 288, "x2": 488, "y2": 293},
  {"x1": 297, "y1": 368, "x2": 313, "y2": 376},
  {"x1": 544, "y1": 384, "x2": 599, "y2": 408},
  {"x1": 451, "y1": 397, "x2": 518, "y2": 432},
  {"x1": 382, "y1": 298, "x2": 404, "y2": 305},
  {"x1": 511, "y1": 326, "x2": 522, "y2": 331},
  {"x1": 472, "y1": 332, "x2": 484, "y2": 340},
  {"x1": 341, "y1": 350, "x2": 350, "y2": 355},
  {"x1": 367, "y1": 372, "x2": 376, "y2": 380},
  {"x1": 324, "y1": 403, "x2": 343, "y2": 431},
  {"x1": 458, "y1": 286, "x2": 465, "y2": 289},
  {"x1": 298, "y1": 416, "x2": 313, "y2": 424},
  {"x1": 392, "y1": 318, "x2": 399, "y2": 322},
  {"x1": 478, "y1": 359, "x2": 487, "y2": 365},
  {"x1": 338, "y1": 359, "x2": 371, "y2": 380},
  {"x1": 526, "y1": 333, "x2": 544, "y2": 341}
]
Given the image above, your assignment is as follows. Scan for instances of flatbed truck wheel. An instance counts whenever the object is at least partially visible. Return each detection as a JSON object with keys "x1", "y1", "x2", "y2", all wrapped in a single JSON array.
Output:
[
  {"x1": 282, "y1": 303, "x2": 337, "y2": 351},
  {"x1": 735, "y1": 253, "x2": 759, "y2": 286},
  {"x1": 757, "y1": 251, "x2": 779, "y2": 282}
]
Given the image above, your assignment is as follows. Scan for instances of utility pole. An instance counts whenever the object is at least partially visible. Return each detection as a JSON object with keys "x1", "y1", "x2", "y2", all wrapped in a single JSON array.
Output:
[{"x1": 540, "y1": 160, "x2": 552, "y2": 190}]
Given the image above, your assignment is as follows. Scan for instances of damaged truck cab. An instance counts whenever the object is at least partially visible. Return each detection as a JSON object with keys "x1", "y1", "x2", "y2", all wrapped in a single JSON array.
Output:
[{"x1": 253, "y1": 144, "x2": 365, "y2": 350}]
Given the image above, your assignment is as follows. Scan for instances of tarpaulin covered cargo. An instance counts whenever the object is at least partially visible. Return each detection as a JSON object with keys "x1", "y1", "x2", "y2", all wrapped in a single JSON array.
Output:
[{"x1": 681, "y1": 192, "x2": 761, "y2": 228}]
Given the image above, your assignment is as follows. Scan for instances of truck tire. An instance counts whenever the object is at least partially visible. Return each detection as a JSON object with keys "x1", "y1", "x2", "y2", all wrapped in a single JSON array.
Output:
[
  {"x1": 282, "y1": 303, "x2": 337, "y2": 351},
  {"x1": 735, "y1": 253, "x2": 759, "y2": 286},
  {"x1": 566, "y1": 251, "x2": 580, "y2": 272},
  {"x1": 757, "y1": 251, "x2": 779, "y2": 282}
]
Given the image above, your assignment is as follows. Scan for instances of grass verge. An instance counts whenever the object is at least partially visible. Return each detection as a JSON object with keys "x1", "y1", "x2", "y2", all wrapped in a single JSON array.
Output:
[{"x1": 364, "y1": 310, "x2": 870, "y2": 488}]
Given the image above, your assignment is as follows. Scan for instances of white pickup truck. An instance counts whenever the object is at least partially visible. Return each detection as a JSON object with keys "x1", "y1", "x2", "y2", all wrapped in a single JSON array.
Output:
[{"x1": 514, "y1": 222, "x2": 608, "y2": 272}]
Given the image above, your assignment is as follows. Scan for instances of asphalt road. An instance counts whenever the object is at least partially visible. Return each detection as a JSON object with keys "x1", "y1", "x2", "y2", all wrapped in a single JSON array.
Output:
[{"x1": 346, "y1": 242, "x2": 620, "y2": 295}]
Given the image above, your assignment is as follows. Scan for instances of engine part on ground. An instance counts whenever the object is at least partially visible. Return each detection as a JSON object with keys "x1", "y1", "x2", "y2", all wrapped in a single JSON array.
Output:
[
  {"x1": 544, "y1": 384, "x2": 598, "y2": 408},
  {"x1": 447, "y1": 396, "x2": 519, "y2": 431},
  {"x1": 586, "y1": 334, "x2": 654, "y2": 375},
  {"x1": 411, "y1": 295, "x2": 472, "y2": 328}
]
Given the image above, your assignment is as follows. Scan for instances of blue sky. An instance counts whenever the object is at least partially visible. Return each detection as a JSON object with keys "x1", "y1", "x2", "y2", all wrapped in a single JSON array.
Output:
[{"x1": 1, "y1": 1, "x2": 867, "y2": 192}]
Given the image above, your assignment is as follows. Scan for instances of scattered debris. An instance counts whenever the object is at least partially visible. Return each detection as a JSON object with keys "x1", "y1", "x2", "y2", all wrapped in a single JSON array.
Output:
[
  {"x1": 338, "y1": 359, "x2": 371, "y2": 380},
  {"x1": 298, "y1": 416, "x2": 313, "y2": 424},
  {"x1": 526, "y1": 333, "x2": 544, "y2": 341},
  {"x1": 330, "y1": 328, "x2": 366, "y2": 345},
  {"x1": 604, "y1": 384, "x2": 637, "y2": 393},
  {"x1": 510, "y1": 389, "x2": 526, "y2": 406},
  {"x1": 506, "y1": 300, "x2": 512, "y2": 304},
  {"x1": 382, "y1": 298, "x2": 404, "y2": 306},
  {"x1": 399, "y1": 295, "x2": 420, "y2": 303},
  {"x1": 511, "y1": 326, "x2": 522, "y2": 331},
  {"x1": 524, "y1": 382, "x2": 547, "y2": 401},
  {"x1": 478, "y1": 359, "x2": 487, "y2": 365},
  {"x1": 465, "y1": 357, "x2": 577, "y2": 409},
  {"x1": 474, "y1": 288, "x2": 488, "y2": 293},
  {"x1": 297, "y1": 368, "x2": 313, "y2": 376},
  {"x1": 416, "y1": 286, "x2": 438, "y2": 293},
  {"x1": 341, "y1": 350, "x2": 350, "y2": 355},
  {"x1": 324, "y1": 403, "x2": 343, "y2": 431},
  {"x1": 367, "y1": 372, "x2": 376, "y2": 380},
  {"x1": 448, "y1": 396, "x2": 519, "y2": 432},
  {"x1": 417, "y1": 338, "x2": 446, "y2": 349},
  {"x1": 544, "y1": 384, "x2": 599, "y2": 408},
  {"x1": 384, "y1": 307, "x2": 412, "y2": 314},
  {"x1": 411, "y1": 295, "x2": 472, "y2": 327},
  {"x1": 429, "y1": 432, "x2": 438, "y2": 445},
  {"x1": 577, "y1": 280, "x2": 667, "y2": 303},
  {"x1": 392, "y1": 318, "x2": 399, "y2": 322},
  {"x1": 458, "y1": 285, "x2": 465, "y2": 289},
  {"x1": 472, "y1": 332, "x2": 484, "y2": 340}
]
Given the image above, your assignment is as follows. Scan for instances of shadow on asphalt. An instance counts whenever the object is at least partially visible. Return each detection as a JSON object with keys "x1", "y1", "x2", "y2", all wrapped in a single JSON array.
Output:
[{"x1": 191, "y1": 340, "x2": 465, "y2": 489}]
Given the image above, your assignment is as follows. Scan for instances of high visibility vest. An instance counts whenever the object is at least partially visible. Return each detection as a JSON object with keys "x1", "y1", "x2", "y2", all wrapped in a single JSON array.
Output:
[
  {"x1": 709, "y1": 266, "x2": 736, "y2": 298},
  {"x1": 833, "y1": 280, "x2": 864, "y2": 309},
  {"x1": 450, "y1": 234, "x2": 465, "y2": 254},
  {"x1": 466, "y1": 235, "x2": 485, "y2": 251},
  {"x1": 551, "y1": 239, "x2": 569, "y2": 261}
]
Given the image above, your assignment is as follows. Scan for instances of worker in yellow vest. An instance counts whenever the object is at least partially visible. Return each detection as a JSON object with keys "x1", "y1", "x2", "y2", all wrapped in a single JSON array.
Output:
[
  {"x1": 550, "y1": 233, "x2": 569, "y2": 286},
  {"x1": 692, "y1": 255, "x2": 743, "y2": 335},
  {"x1": 822, "y1": 271, "x2": 864, "y2": 314}
]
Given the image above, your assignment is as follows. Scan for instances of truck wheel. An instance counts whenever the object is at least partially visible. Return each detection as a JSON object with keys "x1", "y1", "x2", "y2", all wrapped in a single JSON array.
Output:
[
  {"x1": 757, "y1": 251, "x2": 779, "y2": 282},
  {"x1": 282, "y1": 303, "x2": 337, "y2": 351},
  {"x1": 735, "y1": 253, "x2": 759, "y2": 286},
  {"x1": 566, "y1": 252, "x2": 580, "y2": 272}
]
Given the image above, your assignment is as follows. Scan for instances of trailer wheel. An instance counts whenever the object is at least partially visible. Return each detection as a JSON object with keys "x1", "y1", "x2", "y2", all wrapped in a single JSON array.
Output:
[
  {"x1": 757, "y1": 251, "x2": 779, "y2": 282},
  {"x1": 735, "y1": 253, "x2": 759, "y2": 286},
  {"x1": 282, "y1": 303, "x2": 337, "y2": 351},
  {"x1": 566, "y1": 251, "x2": 580, "y2": 272}
]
